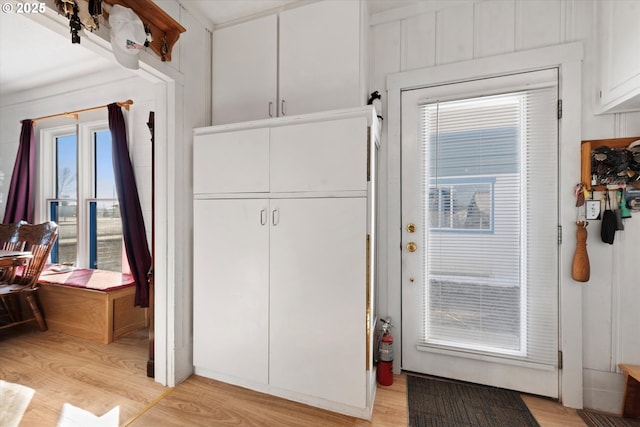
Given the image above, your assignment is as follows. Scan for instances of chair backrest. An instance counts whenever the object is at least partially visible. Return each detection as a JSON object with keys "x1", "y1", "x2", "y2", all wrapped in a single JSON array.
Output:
[
  {"x1": 17, "y1": 221, "x2": 59, "y2": 288},
  {"x1": 0, "y1": 221, "x2": 26, "y2": 251}
]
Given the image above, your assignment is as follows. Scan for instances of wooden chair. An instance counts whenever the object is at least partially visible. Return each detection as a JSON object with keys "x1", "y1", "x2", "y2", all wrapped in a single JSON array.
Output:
[
  {"x1": 0, "y1": 221, "x2": 26, "y2": 282},
  {"x1": 0, "y1": 221, "x2": 58, "y2": 331}
]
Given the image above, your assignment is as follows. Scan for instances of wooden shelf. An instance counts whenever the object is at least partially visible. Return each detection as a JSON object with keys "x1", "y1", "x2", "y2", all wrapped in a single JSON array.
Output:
[
  {"x1": 581, "y1": 137, "x2": 639, "y2": 190},
  {"x1": 104, "y1": 0, "x2": 186, "y2": 62}
]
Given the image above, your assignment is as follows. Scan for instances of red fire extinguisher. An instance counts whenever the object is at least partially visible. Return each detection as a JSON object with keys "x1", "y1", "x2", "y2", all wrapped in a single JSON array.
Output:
[{"x1": 377, "y1": 318, "x2": 393, "y2": 386}]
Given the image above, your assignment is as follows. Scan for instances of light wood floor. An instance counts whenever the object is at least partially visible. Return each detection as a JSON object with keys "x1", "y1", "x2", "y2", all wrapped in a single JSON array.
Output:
[{"x1": 0, "y1": 325, "x2": 587, "y2": 426}]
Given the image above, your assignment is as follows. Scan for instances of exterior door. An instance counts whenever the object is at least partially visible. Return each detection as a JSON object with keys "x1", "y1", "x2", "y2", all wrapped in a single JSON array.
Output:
[{"x1": 401, "y1": 69, "x2": 560, "y2": 397}]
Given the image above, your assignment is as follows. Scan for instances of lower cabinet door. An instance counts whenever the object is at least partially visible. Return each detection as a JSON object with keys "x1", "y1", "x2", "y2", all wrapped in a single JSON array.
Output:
[
  {"x1": 193, "y1": 199, "x2": 270, "y2": 385},
  {"x1": 269, "y1": 197, "x2": 367, "y2": 408}
]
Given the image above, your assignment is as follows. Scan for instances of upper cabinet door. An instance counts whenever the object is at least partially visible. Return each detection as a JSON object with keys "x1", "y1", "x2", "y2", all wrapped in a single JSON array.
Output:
[
  {"x1": 194, "y1": 128, "x2": 270, "y2": 194},
  {"x1": 212, "y1": 15, "x2": 278, "y2": 125},
  {"x1": 278, "y1": 0, "x2": 364, "y2": 117},
  {"x1": 598, "y1": 0, "x2": 640, "y2": 113},
  {"x1": 270, "y1": 116, "x2": 368, "y2": 193}
]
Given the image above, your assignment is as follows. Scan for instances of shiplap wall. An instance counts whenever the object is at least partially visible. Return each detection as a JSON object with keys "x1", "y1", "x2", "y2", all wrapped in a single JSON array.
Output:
[{"x1": 370, "y1": 0, "x2": 640, "y2": 414}]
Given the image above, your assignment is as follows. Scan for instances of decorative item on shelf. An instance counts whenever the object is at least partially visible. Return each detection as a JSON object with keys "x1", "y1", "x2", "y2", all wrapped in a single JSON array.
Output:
[
  {"x1": 104, "y1": 0, "x2": 186, "y2": 62},
  {"x1": 53, "y1": 0, "x2": 185, "y2": 62},
  {"x1": 581, "y1": 137, "x2": 640, "y2": 190}
]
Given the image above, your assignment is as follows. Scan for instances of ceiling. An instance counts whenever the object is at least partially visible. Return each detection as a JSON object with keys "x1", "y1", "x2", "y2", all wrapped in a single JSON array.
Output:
[{"x1": 0, "y1": 1, "x2": 420, "y2": 99}]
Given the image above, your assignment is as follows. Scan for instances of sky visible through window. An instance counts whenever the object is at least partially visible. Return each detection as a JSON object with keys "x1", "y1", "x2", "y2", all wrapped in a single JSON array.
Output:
[{"x1": 56, "y1": 130, "x2": 116, "y2": 199}]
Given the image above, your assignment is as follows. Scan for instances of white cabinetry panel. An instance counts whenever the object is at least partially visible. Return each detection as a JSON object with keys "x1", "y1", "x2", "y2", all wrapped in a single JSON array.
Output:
[
  {"x1": 212, "y1": 15, "x2": 277, "y2": 125},
  {"x1": 279, "y1": 0, "x2": 363, "y2": 117},
  {"x1": 193, "y1": 128, "x2": 269, "y2": 194},
  {"x1": 269, "y1": 197, "x2": 367, "y2": 408},
  {"x1": 598, "y1": 0, "x2": 640, "y2": 113},
  {"x1": 270, "y1": 117, "x2": 368, "y2": 193},
  {"x1": 211, "y1": 1, "x2": 367, "y2": 125},
  {"x1": 193, "y1": 198, "x2": 270, "y2": 385},
  {"x1": 193, "y1": 107, "x2": 378, "y2": 419}
]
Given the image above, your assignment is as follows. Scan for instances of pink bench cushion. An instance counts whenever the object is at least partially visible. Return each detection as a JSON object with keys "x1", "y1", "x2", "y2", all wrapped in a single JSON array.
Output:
[{"x1": 38, "y1": 265, "x2": 135, "y2": 292}]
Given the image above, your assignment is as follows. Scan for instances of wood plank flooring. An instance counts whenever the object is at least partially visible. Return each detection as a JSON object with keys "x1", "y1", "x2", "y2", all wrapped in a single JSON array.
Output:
[{"x1": 0, "y1": 325, "x2": 587, "y2": 426}]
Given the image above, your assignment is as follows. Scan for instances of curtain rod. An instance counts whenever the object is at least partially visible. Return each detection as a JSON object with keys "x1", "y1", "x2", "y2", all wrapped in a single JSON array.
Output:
[{"x1": 23, "y1": 99, "x2": 134, "y2": 124}]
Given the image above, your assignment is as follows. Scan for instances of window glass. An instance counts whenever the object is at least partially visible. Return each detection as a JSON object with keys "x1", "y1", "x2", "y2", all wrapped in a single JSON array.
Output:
[
  {"x1": 48, "y1": 127, "x2": 124, "y2": 272},
  {"x1": 54, "y1": 134, "x2": 77, "y2": 265},
  {"x1": 92, "y1": 130, "x2": 122, "y2": 271}
]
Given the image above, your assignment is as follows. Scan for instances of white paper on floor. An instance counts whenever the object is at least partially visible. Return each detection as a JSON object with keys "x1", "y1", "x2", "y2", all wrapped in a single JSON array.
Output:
[
  {"x1": 56, "y1": 403, "x2": 119, "y2": 427},
  {"x1": 0, "y1": 380, "x2": 36, "y2": 427}
]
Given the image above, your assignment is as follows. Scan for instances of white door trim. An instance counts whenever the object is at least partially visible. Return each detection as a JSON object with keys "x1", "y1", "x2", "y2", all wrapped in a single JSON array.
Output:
[
  {"x1": 27, "y1": 7, "x2": 181, "y2": 387},
  {"x1": 385, "y1": 42, "x2": 584, "y2": 407}
]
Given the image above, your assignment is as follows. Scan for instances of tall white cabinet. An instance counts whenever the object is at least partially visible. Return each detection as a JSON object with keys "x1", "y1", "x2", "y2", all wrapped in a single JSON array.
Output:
[
  {"x1": 211, "y1": 0, "x2": 369, "y2": 125},
  {"x1": 193, "y1": 107, "x2": 379, "y2": 419}
]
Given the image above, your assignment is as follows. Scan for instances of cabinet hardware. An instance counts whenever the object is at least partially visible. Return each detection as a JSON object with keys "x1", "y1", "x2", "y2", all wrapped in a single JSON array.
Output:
[
  {"x1": 281, "y1": 100, "x2": 286, "y2": 116},
  {"x1": 272, "y1": 209, "x2": 279, "y2": 226},
  {"x1": 268, "y1": 102, "x2": 274, "y2": 118},
  {"x1": 406, "y1": 223, "x2": 416, "y2": 233},
  {"x1": 260, "y1": 209, "x2": 267, "y2": 225},
  {"x1": 406, "y1": 242, "x2": 417, "y2": 252}
]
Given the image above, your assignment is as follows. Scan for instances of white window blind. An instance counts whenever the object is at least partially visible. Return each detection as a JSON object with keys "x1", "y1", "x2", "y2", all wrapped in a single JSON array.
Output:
[{"x1": 419, "y1": 82, "x2": 558, "y2": 366}]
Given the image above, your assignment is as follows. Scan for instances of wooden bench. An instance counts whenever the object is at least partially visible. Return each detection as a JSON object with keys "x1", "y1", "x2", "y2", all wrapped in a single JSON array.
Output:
[
  {"x1": 619, "y1": 364, "x2": 640, "y2": 418},
  {"x1": 37, "y1": 266, "x2": 147, "y2": 344}
]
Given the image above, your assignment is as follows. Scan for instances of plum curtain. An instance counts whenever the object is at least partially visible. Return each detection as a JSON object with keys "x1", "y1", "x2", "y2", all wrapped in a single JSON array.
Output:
[
  {"x1": 3, "y1": 120, "x2": 35, "y2": 224},
  {"x1": 108, "y1": 103, "x2": 151, "y2": 307}
]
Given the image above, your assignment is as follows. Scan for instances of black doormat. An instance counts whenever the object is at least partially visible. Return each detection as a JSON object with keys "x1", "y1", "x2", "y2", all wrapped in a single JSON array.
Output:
[
  {"x1": 578, "y1": 409, "x2": 640, "y2": 427},
  {"x1": 407, "y1": 375, "x2": 540, "y2": 427}
]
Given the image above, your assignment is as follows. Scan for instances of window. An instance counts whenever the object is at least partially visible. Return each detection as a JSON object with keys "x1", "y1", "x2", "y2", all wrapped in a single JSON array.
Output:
[
  {"x1": 413, "y1": 73, "x2": 559, "y2": 361},
  {"x1": 429, "y1": 178, "x2": 494, "y2": 232},
  {"x1": 43, "y1": 123, "x2": 124, "y2": 272}
]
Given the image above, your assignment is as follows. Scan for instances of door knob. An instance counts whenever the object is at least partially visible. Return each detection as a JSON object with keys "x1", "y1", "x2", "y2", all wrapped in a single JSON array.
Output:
[
  {"x1": 406, "y1": 242, "x2": 417, "y2": 252},
  {"x1": 406, "y1": 223, "x2": 416, "y2": 233}
]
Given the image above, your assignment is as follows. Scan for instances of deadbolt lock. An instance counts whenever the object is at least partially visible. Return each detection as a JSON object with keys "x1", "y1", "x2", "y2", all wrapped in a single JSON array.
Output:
[
  {"x1": 406, "y1": 223, "x2": 416, "y2": 233},
  {"x1": 406, "y1": 242, "x2": 417, "y2": 252}
]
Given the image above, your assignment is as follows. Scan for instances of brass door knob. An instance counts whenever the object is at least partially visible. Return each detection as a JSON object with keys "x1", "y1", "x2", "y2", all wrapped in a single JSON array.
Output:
[
  {"x1": 406, "y1": 242, "x2": 417, "y2": 252},
  {"x1": 406, "y1": 223, "x2": 416, "y2": 233}
]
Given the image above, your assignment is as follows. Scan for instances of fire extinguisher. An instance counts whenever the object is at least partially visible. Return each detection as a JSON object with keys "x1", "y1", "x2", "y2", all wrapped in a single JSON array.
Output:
[{"x1": 377, "y1": 318, "x2": 394, "y2": 386}]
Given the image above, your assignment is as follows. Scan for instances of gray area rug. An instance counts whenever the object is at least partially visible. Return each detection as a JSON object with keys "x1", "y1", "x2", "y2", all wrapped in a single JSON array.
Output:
[
  {"x1": 407, "y1": 375, "x2": 539, "y2": 427},
  {"x1": 578, "y1": 409, "x2": 640, "y2": 427}
]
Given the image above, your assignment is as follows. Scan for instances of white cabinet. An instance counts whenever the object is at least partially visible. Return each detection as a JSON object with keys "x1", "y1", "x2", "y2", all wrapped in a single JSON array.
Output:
[
  {"x1": 269, "y1": 197, "x2": 367, "y2": 409},
  {"x1": 597, "y1": 0, "x2": 640, "y2": 113},
  {"x1": 211, "y1": 15, "x2": 277, "y2": 125},
  {"x1": 211, "y1": 0, "x2": 368, "y2": 125},
  {"x1": 194, "y1": 116, "x2": 369, "y2": 195},
  {"x1": 193, "y1": 198, "x2": 269, "y2": 385},
  {"x1": 193, "y1": 107, "x2": 379, "y2": 419}
]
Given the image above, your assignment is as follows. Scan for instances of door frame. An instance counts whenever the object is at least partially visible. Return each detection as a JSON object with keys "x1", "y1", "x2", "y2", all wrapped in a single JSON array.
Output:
[
  {"x1": 27, "y1": 8, "x2": 184, "y2": 387},
  {"x1": 385, "y1": 42, "x2": 584, "y2": 407}
]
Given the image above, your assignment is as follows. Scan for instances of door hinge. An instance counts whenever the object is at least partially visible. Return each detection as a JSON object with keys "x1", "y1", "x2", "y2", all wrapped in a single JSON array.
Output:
[
  {"x1": 558, "y1": 225, "x2": 563, "y2": 244},
  {"x1": 558, "y1": 350, "x2": 563, "y2": 370},
  {"x1": 557, "y1": 99, "x2": 563, "y2": 119}
]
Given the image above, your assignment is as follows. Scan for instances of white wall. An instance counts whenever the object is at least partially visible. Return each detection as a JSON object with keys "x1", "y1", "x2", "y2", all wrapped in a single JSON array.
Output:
[{"x1": 370, "y1": 0, "x2": 639, "y2": 414}]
